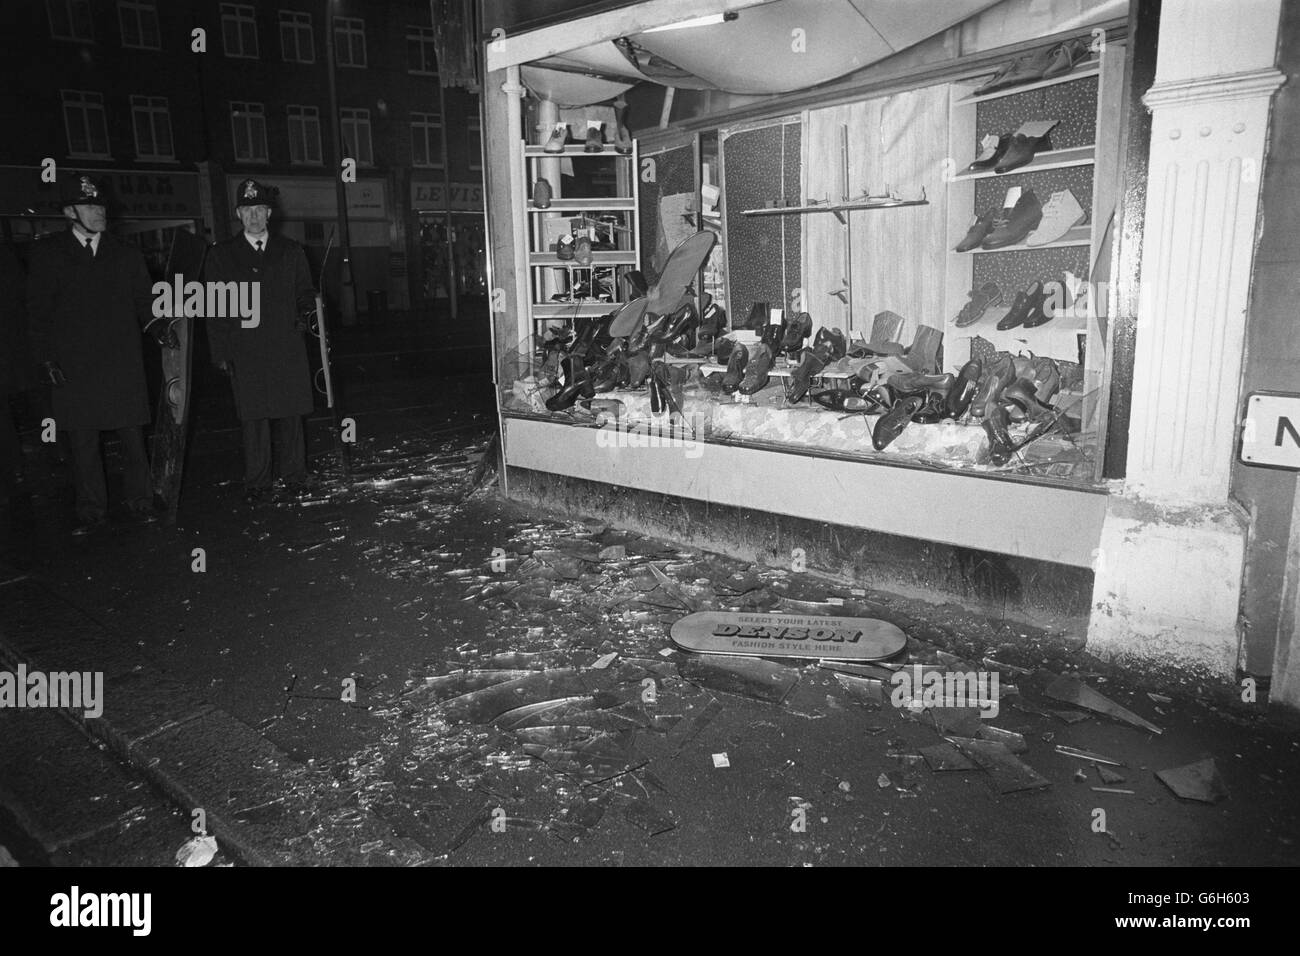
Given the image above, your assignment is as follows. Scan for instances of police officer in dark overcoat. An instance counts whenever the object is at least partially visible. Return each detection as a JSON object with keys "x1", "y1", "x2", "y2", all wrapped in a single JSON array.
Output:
[
  {"x1": 26, "y1": 174, "x2": 178, "y2": 533},
  {"x1": 204, "y1": 179, "x2": 316, "y2": 502}
]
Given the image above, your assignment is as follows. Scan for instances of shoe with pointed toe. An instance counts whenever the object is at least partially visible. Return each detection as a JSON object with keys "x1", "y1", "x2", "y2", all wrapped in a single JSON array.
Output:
[
  {"x1": 971, "y1": 353, "x2": 1015, "y2": 417},
  {"x1": 722, "y1": 343, "x2": 749, "y2": 393},
  {"x1": 872, "y1": 395, "x2": 926, "y2": 451},
  {"x1": 738, "y1": 343, "x2": 774, "y2": 395},
  {"x1": 781, "y1": 312, "x2": 813, "y2": 356},
  {"x1": 955, "y1": 208, "x2": 998, "y2": 253},
  {"x1": 945, "y1": 360, "x2": 983, "y2": 419},
  {"x1": 965, "y1": 133, "x2": 1011, "y2": 173},
  {"x1": 812, "y1": 326, "x2": 847, "y2": 360},
  {"x1": 787, "y1": 344, "x2": 832, "y2": 403},
  {"x1": 982, "y1": 190, "x2": 1043, "y2": 249}
]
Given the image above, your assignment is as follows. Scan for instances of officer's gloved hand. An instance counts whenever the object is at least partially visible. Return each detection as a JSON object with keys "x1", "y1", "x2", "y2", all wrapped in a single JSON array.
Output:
[
  {"x1": 39, "y1": 361, "x2": 67, "y2": 387},
  {"x1": 294, "y1": 306, "x2": 315, "y2": 333},
  {"x1": 149, "y1": 319, "x2": 181, "y2": 350}
]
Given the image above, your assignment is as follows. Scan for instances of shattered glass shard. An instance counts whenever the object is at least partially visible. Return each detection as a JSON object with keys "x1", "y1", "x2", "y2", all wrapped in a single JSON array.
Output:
[
  {"x1": 679, "y1": 655, "x2": 799, "y2": 705},
  {"x1": 946, "y1": 737, "x2": 1051, "y2": 793}
]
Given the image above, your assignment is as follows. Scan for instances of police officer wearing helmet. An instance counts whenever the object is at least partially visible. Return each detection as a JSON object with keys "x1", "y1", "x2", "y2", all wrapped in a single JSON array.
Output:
[
  {"x1": 26, "y1": 174, "x2": 179, "y2": 533},
  {"x1": 204, "y1": 178, "x2": 317, "y2": 502}
]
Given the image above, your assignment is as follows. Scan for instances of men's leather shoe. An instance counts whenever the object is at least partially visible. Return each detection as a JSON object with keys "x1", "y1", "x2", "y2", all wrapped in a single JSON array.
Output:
[
  {"x1": 613, "y1": 100, "x2": 633, "y2": 155},
  {"x1": 546, "y1": 357, "x2": 595, "y2": 411},
  {"x1": 1029, "y1": 355, "x2": 1061, "y2": 403},
  {"x1": 699, "y1": 293, "x2": 726, "y2": 338},
  {"x1": 954, "y1": 282, "x2": 1001, "y2": 328},
  {"x1": 661, "y1": 300, "x2": 699, "y2": 343},
  {"x1": 556, "y1": 235, "x2": 576, "y2": 260},
  {"x1": 787, "y1": 345, "x2": 831, "y2": 403},
  {"x1": 998, "y1": 280, "x2": 1050, "y2": 330},
  {"x1": 1042, "y1": 37, "x2": 1090, "y2": 80},
  {"x1": 532, "y1": 180, "x2": 552, "y2": 209},
  {"x1": 744, "y1": 302, "x2": 769, "y2": 331},
  {"x1": 544, "y1": 124, "x2": 567, "y2": 153},
  {"x1": 812, "y1": 327, "x2": 846, "y2": 360},
  {"x1": 781, "y1": 312, "x2": 813, "y2": 356},
  {"x1": 945, "y1": 360, "x2": 984, "y2": 419},
  {"x1": 970, "y1": 353, "x2": 1015, "y2": 417},
  {"x1": 1021, "y1": 280, "x2": 1064, "y2": 328},
  {"x1": 982, "y1": 189, "x2": 1042, "y2": 249},
  {"x1": 994, "y1": 131, "x2": 1053, "y2": 174},
  {"x1": 983, "y1": 404, "x2": 1015, "y2": 463},
  {"x1": 722, "y1": 343, "x2": 749, "y2": 393},
  {"x1": 812, "y1": 389, "x2": 869, "y2": 413},
  {"x1": 978, "y1": 45, "x2": 1056, "y2": 95},
  {"x1": 965, "y1": 133, "x2": 1010, "y2": 173},
  {"x1": 738, "y1": 343, "x2": 773, "y2": 395},
  {"x1": 584, "y1": 125, "x2": 604, "y2": 153},
  {"x1": 574, "y1": 237, "x2": 593, "y2": 266},
  {"x1": 1003, "y1": 378, "x2": 1055, "y2": 420},
  {"x1": 626, "y1": 350, "x2": 652, "y2": 388},
  {"x1": 872, "y1": 395, "x2": 925, "y2": 451},
  {"x1": 955, "y1": 209, "x2": 997, "y2": 252},
  {"x1": 629, "y1": 312, "x2": 669, "y2": 352},
  {"x1": 1026, "y1": 189, "x2": 1086, "y2": 245}
]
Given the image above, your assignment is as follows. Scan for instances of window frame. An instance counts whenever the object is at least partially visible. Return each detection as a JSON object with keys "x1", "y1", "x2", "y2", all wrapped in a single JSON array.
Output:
[
  {"x1": 47, "y1": 0, "x2": 94, "y2": 42},
  {"x1": 405, "y1": 24, "x2": 439, "y2": 75},
  {"x1": 410, "y1": 112, "x2": 444, "y2": 169},
  {"x1": 278, "y1": 9, "x2": 314, "y2": 64},
  {"x1": 230, "y1": 100, "x2": 269, "y2": 164},
  {"x1": 340, "y1": 107, "x2": 374, "y2": 167},
  {"x1": 287, "y1": 104, "x2": 324, "y2": 166},
  {"x1": 117, "y1": 0, "x2": 160, "y2": 50},
  {"x1": 61, "y1": 89, "x2": 112, "y2": 159},
  {"x1": 220, "y1": 3, "x2": 259, "y2": 59},
  {"x1": 130, "y1": 94, "x2": 175, "y2": 160},
  {"x1": 333, "y1": 15, "x2": 367, "y2": 68}
]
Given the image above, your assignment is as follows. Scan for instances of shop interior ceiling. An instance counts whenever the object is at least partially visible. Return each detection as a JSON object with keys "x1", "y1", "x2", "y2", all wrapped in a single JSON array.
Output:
[{"x1": 519, "y1": 0, "x2": 1004, "y2": 106}]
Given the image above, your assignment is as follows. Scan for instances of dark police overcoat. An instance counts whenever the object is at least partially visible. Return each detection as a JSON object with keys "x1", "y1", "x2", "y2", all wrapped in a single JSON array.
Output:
[
  {"x1": 26, "y1": 230, "x2": 153, "y2": 431},
  {"x1": 204, "y1": 234, "x2": 315, "y2": 421}
]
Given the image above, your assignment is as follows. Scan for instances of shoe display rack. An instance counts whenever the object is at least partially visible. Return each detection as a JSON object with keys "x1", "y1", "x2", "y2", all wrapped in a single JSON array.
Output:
[
  {"x1": 943, "y1": 39, "x2": 1127, "y2": 446},
  {"x1": 523, "y1": 140, "x2": 641, "y2": 328}
]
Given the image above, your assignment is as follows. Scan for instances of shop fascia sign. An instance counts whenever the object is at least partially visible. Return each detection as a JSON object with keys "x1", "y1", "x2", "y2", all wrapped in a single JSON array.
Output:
[
  {"x1": 412, "y1": 181, "x2": 483, "y2": 212},
  {"x1": 1, "y1": 164, "x2": 201, "y2": 218},
  {"x1": 1240, "y1": 392, "x2": 1300, "y2": 470},
  {"x1": 227, "y1": 174, "x2": 388, "y2": 220}
]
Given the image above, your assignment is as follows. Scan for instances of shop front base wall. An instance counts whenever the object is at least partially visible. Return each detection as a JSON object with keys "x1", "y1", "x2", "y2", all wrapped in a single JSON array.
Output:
[
  {"x1": 1088, "y1": 495, "x2": 1248, "y2": 682},
  {"x1": 505, "y1": 466, "x2": 1094, "y2": 622}
]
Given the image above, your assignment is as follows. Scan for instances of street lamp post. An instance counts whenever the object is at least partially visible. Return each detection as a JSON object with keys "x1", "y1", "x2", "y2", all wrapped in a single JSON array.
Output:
[{"x1": 326, "y1": 0, "x2": 357, "y2": 325}]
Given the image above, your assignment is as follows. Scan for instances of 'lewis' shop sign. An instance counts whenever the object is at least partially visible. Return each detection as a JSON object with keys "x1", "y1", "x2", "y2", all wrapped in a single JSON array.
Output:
[{"x1": 412, "y1": 181, "x2": 483, "y2": 212}]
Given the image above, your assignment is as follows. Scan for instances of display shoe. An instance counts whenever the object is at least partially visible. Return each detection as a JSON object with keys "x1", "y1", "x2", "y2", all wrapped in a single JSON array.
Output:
[
  {"x1": 628, "y1": 310, "x2": 669, "y2": 351},
  {"x1": 787, "y1": 345, "x2": 832, "y2": 403},
  {"x1": 584, "y1": 124, "x2": 605, "y2": 153},
  {"x1": 975, "y1": 59, "x2": 1018, "y2": 96},
  {"x1": 592, "y1": 348, "x2": 630, "y2": 392},
  {"x1": 993, "y1": 125, "x2": 1056, "y2": 174},
  {"x1": 532, "y1": 179, "x2": 552, "y2": 209},
  {"x1": 545, "y1": 357, "x2": 595, "y2": 411},
  {"x1": 1003, "y1": 378, "x2": 1055, "y2": 420},
  {"x1": 979, "y1": 45, "x2": 1057, "y2": 95},
  {"x1": 574, "y1": 236, "x2": 594, "y2": 266},
  {"x1": 1042, "y1": 37, "x2": 1091, "y2": 80},
  {"x1": 556, "y1": 234, "x2": 576, "y2": 260},
  {"x1": 965, "y1": 133, "x2": 1011, "y2": 173},
  {"x1": 713, "y1": 336, "x2": 735, "y2": 363},
  {"x1": 1020, "y1": 279, "x2": 1064, "y2": 328},
  {"x1": 744, "y1": 301, "x2": 769, "y2": 332},
  {"x1": 997, "y1": 280, "x2": 1050, "y2": 330},
  {"x1": 626, "y1": 349, "x2": 652, "y2": 388},
  {"x1": 699, "y1": 293, "x2": 726, "y2": 337},
  {"x1": 812, "y1": 326, "x2": 847, "y2": 360},
  {"x1": 645, "y1": 231, "x2": 717, "y2": 315},
  {"x1": 872, "y1": 395, "x2": 926, "y2": 451},
  {"x1": 955, "y1": 208, "x2": 997, "y2": 252},
  {"x1": 982, "y1": 189, "x2": 1042, "y2": 249},
  {"x1": 660, "y1": 299, "x2": 699, "y2": 344},
  {"x1": 983, "y1": 404, "x2": 1015, "y2": 463},
  {"x1": 1026, "y1": 189, "x2": 1086, "y2": 245},
  {"x1": 613, "y1": 99, "x2": 633, "y2": 155},
  {"x1": 721, "y1": 343, "x2": 749, "y2": 393},
  {"x1": 945, "y1": 359, "x2": 984, "y2": 419},
  {"x1": 970, "y1": 353, "x2": 1016, "y2": 417},
  {"x1": 954, "y1": 282, "x2": 1002, "y2": 328},
  {"x1": 544, "y1": 124, "x2": 568, "y2": 153},
  {"x1": 812, "y1": 389, "x2": 872, "y2": 413},
  {"x1": 738, "y1": 342, "x2": 774, "y2": 395},
  {"x1": 1029, "y1": 355, "x2": 1061, "y2": 403},
  {"x1": 781, "y1": 312, "x2": 813, "y2": 356},
  {"x1": 760, "y1": 317, "x2": 787, "y2": 356}
]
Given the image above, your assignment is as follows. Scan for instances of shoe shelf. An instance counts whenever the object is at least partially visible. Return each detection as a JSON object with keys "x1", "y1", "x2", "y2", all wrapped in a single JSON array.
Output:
[
  {"x1": 953, "y1": 57, "x2": 1100, "y2": 106},
  {"x1": 528, "y1": 198, "x2": 637, "y2": 212},
  {"x1": 962, "y1": 223, "x2": 1092, "y2": 254},
  {"x1": 529, "y1": 250, "x2": 637, "y2": 267},
  {"x1": 522, "y1": 139, "x2": 641, "y2": 340},
  {"x1": 949, "y1": 145, "x2": 1095, "y2": 182},
  {"x1": 531, "y1": 301, "x2": 616, "y2": 320},
  {"x1": 524, "y1": 145, "x2": 635, "y2": 158},
  {"x1": 740, "y1": 197, "x2": 929, "y2": 219}
]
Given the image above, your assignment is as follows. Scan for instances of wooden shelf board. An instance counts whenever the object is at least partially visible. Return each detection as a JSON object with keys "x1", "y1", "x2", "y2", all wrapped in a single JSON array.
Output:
[
  {"x1": 951, "y1": 145, "x2": 1094, "y2": 181},
  {"x1": 525, "y1": 145, "x2": 634, "y2": 157},
  {"x1": 741, "y1": 198, "x2": 928, "y2": 217},
  {"x1": 954, "y1": 59, "x2": 1101, "y2": 106},
  {"x1": 961, "y1": 224, "x2": 1092, "y2": 254},
  {"x1": 529, "y1": 198, "x2": 636, "y2": 212},
  {"x1": 529, "y1": 251, "x2": 638, "y2": 266}
]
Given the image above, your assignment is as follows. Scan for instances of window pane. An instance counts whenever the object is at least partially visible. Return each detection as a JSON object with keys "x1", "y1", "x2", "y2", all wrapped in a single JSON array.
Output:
[
  {"x1": 89, "y1": 108, "x2": 109, "y2": 154},
  {"x1": 142, "y1": 11, "x2": 159, "y2": 47},
  {"x1": 72, "y1": 0, "x2": 93, "y2": 38},
  {"x1": 66, "y1": 106, "x2": 89, "y2": 153},
  {"x1": 223, "y1": 20, "x2": 239, "y2": 53},
  {"x1": 155, "y1": 110, "x2": 172, "y2": 156},
  {"x1": 134, "y1": 109, "x2": 152, "y2": 154}
]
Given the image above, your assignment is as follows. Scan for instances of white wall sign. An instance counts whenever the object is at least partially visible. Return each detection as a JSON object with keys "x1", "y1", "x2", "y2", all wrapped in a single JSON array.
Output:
[{"x1": 1240, "y1": 392, "x2": 1300, "y2": 469}]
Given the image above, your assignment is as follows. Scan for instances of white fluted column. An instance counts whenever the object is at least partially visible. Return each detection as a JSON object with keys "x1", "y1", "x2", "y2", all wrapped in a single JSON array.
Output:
[{"x1": 1089, "y1": 0, "x2": 1284, "y2": 678}]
